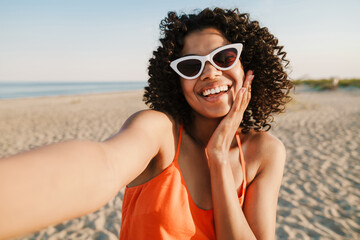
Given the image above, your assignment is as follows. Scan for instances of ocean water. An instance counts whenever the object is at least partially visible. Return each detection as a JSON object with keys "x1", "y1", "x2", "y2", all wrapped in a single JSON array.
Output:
[{"x1": 0, "y1": 81, "x2": 147, "y2": 99}]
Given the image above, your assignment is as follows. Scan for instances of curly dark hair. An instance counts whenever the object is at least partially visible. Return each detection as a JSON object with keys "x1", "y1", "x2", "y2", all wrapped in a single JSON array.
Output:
[{"x1": 144, "y1": 7, "x2": 293, "y2": 133}]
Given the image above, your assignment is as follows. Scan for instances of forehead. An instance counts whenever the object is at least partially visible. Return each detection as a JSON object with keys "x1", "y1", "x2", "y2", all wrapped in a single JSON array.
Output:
[{"x1": 181, "y1": 28, "x2": 230, "y2": 56}]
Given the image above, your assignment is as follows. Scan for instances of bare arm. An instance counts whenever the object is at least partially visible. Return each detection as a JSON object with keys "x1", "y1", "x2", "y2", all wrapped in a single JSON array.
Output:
[
  {"x1": 209, "y1": 133, "x2": 285, "y2": 240},
  {"x1": 207, "y1": 70, "x2": 285, "y2": 239},
  {"x1": 0, "y1": 140, "x2": 116, "y2": 239},
  {"x1": 209, "y1": 156, "x2": 256, "y2": 240},
  {"x1": 206, "y1": 71, "x2": 256, "y2": 239},
  {"x1": 243, "y1": 136, "x2": 286, "y2": 239},
  {"x1": 0, "y1": 110, "x2": 171, "y2": 239}
]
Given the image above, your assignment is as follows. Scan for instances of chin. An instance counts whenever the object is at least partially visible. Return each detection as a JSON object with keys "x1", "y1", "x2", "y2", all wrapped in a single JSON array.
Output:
[{"x1": 198, "y1": 106, "x2": 231, "y2": 119}]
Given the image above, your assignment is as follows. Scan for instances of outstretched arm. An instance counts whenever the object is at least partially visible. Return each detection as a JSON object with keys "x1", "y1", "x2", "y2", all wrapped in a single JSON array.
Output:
[{"x1": 0, "y1": 110, "x2": 171, "y2": 239}]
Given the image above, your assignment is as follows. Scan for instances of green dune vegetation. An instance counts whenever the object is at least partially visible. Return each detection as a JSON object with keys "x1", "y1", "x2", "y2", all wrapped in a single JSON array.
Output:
[{"x1": 293, "y1": 78, "x2": 360, "y2": 90}]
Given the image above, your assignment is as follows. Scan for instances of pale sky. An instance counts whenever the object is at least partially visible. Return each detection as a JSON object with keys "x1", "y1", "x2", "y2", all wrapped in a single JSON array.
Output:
[{"x1": 0, "y1": 0, "x2": 359, "y2": 82}]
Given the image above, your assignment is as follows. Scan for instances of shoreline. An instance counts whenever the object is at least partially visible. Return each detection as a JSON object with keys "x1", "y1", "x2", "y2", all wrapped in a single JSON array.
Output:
[
  {"x1": 0, "y1": 89, "x2": 145, "y2": 102},
  {"x1": 0, "y1": 81, "x2": 147, "y2": 100}
]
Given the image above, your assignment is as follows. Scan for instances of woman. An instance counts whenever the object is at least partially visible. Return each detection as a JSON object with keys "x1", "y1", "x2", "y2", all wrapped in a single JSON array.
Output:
[{"x1": 0, "y1": 8, "x2": 293, "y2": 240}]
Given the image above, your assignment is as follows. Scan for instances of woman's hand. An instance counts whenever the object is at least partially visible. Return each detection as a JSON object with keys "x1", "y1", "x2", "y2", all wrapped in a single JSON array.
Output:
[
  {"x1": 205, "y1": 70, "x2": 254, "y2": 164},
  {"x1": 206, "y1": 70, "x2": 257, "y2": 239}
]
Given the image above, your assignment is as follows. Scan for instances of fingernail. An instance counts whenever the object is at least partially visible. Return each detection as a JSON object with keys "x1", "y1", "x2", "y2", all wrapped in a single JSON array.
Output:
[
  {"x1": 241, "y1": 87, "x2": 246, "y2": 93},
  {"x1": 250, "y1": 75, "x2": 254, "y2": 82}
]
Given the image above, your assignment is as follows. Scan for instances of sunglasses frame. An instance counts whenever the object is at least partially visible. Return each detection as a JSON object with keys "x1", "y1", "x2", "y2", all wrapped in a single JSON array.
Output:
[{"x1": 170, "y1": 43, "x2": 243, "y2": 80}]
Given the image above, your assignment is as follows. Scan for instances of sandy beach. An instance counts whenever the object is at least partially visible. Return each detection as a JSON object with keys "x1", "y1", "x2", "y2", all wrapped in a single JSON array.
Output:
[{"x1": 1, "y1": 88, "x2": 359, "y2": 239}]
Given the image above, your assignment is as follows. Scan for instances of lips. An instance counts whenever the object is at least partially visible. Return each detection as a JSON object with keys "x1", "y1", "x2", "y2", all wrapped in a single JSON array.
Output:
[{"x1": 201, "y1": 85, "x2": 230, "y2": 97}]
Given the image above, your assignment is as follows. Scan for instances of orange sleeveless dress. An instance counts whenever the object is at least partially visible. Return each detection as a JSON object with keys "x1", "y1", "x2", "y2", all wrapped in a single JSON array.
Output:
[{"x1": 119, "y1": 125, "x2": 247, "y2": 239}]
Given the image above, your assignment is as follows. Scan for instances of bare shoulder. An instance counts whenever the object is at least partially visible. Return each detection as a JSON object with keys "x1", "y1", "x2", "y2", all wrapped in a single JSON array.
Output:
[
  {"x1": 108, "y1": 110, "x2": 179, "y2": 187},
  {"x1": 103, "y1": 109, "x2": 177, "y2": 161},
  {"x1": 121, "y1": 109, "x2": 174, "y2": 131},
  {"x1": 243, "y1": 130, "x2": 286, "y2": 176},
  {"x1": 122, "y1": 109, "x2": 179, "y2": 152},
  {"x1": 248, "y1": 131, "x2": 285, "y2": 157},
  {"x1": 101, "y1": 109, "x2": 179, "y2": 188}
]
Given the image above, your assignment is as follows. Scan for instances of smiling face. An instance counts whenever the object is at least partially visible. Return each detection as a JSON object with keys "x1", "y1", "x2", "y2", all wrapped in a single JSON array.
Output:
[{"x1": 179, "y1": 28, "x2": 245, "y2": 119}]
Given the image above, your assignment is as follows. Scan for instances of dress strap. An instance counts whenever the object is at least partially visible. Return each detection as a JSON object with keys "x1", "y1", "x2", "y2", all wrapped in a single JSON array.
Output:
[
  {"x1": 174, "y1": 124, "x2": 183, "y2": 163},
  {"x1": 174, "y1": 125, "x2": 246, "y2": 204},
  {"x1": 235, "y1": 132, "x2": 247, "y2": 206}
]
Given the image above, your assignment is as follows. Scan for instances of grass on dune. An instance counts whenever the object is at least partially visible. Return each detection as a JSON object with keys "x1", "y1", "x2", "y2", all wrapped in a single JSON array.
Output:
[{"x1": 292, "y1": 78, "x2": 360, "y2": 90}]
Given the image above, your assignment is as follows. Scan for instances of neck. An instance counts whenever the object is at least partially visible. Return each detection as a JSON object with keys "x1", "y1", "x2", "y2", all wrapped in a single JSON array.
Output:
[{"x1": 187, "y1": 112, "x2": 223, "y2": 147}]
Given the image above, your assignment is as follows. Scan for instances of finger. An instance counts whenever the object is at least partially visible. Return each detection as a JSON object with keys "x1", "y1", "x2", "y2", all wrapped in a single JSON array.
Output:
[
  {"x1": 243, "y1": 70, "x2": 254, "y2": 89},
  {"x1": 247, "y1": 75, "x2": 254, "y2": 93},
  {"x1": 243, "y1": 72, "x2": 254, "y2": 105},
  {"x1": 207, "y1": 72, "x2": 254, "y2": 153},
  {"x1": 245, "y1": 69, "x2": 254, "y2": 78},
  {"x1": 214, "y1": 88, "x2": 246, "y2": 146},
  {"x1": 243, "y1": 70, "x2": 253, "y2": 84},
  {"x1": 236, "y1": 87, "x2": 247, "y2": 111},
  {"x1": 210, "y1": 87, "x2": 248, "y2": 149},
  {"x1": 221, "y1": 72, "x2": 254, "y2": 128},
  {"x1": 248, "y1": 75, "x2": 254, "y2": 94},
  {"x1": 232, "y1": 84, "x2": 252, "y2": 118},
  {"x1": 228, "y1": 87, "x2": 246, "y2": 119}
]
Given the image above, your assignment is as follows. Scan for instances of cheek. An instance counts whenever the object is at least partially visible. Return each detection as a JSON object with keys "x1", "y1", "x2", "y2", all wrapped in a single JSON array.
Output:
[
  {"x1": 227, "y1": 68, "x2": 244, "y2": 92},
  {"x1": 180, "y1": 79, "x2": 195, "y2": 95}
]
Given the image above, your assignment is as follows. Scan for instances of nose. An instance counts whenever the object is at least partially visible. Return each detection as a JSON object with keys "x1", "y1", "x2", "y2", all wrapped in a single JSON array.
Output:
[{"x1": 200, "y1": 61, "x2": 222, "y2": 80}]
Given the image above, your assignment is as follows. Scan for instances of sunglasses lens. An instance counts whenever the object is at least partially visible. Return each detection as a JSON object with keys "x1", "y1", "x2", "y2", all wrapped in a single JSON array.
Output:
[
  {"x1": 177, "y1": 59, "x2": 202, "y2": 77},
  {"x1": 213, "y1": 48, "x2": 238, "y2": 68}
]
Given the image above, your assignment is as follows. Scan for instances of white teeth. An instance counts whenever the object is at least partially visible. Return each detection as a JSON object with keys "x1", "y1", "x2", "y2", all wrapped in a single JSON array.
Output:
[{"x1": 202, "y1": 85, "x2": 229, "y2": 97}]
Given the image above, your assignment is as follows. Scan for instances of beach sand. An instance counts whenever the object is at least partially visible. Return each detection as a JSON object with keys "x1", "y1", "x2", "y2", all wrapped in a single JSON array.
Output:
[{"x1": 1, "y1": 89, "x2": 359, "y2": 239}]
